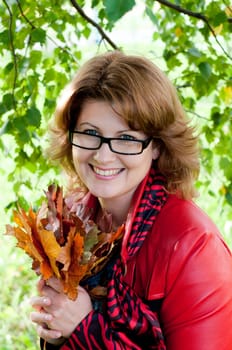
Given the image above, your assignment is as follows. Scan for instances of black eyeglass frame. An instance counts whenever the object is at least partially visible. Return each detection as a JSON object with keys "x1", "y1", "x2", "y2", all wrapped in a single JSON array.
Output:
[{"x1": 69, "y1": 130, "x2": 153, "y2": 155}]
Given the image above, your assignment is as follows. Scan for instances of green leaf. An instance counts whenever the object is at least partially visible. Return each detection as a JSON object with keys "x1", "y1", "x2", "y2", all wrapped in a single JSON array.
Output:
[
  {"x1": 25, "y1": 107, "x2": 41, "y2": 128},
  {"x1": 0, "y1": 120, "x2": 10, "y2": 136},
  {"x1": 43, "y1": 68, "x2": 56, "y2": 83},
  {"x1": 17, "y1": 128, "x2": 31, "y2": 143},
  {"x1": 2, "y1": 93, "x2": 14, "y2": 110},
  {"x1": 198, "y1": 62, "x2": 211, "y2": 79},
  {"x1": 29, "y1": 50, "x2": 43, "y2": 69},
  {"x1": 145, "y1": 7, "x2": 158, "y2": 26},
  {"x1": 0, "y1": 30, "x2": 10, "y2": 45},
  {"x1": 91, "y1": 0, "x2": 101, "y2": 7},
  {"x1": 225, "y1": 189, "x2": 232, "y2": 206},
  {"x1": 211, "y1": 110, "x2": 221, "y2": 128},
  {"x1": 0, "y1": 102, "x2": 7, "y2": 116},
  {"x1": 4, "y1": 62, "x2": 14, "y2": 74},
  {"x1": 202, "y1": 125, "x2": 214, "y2": 143},
  {"x1": 103, "y1": 0, "x2": 135, "y2": 23},
  {"x1": 220, "y1": 157, "x2": 232, "y2": 180},
  {"x1": 212, "y1": 11, "x2": 227, "y2": 26},
  {"x1": 14, "y1": 117, "x2": 27, "y2": 131},
  {"x1": 188, "y1": 47, "x2": 202, "y2": 58},
  {"x1": 30, "y1": 28, "x2": 46, "y2": 45}
]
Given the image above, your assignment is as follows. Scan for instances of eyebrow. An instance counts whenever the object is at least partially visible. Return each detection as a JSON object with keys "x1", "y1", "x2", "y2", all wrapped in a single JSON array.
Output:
[
  {"x1": 78, "y1": 122, "x2": 135, "y2": 134},
  {"x1": 78, "y1": 122, "x2": 97, "y2": 128}
]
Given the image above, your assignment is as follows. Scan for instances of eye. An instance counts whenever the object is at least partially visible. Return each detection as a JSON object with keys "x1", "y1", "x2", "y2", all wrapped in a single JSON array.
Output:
[
  {"x1": 83, "y1": 129, "x2": 99, "y2": 136},
  {"x1": 119, "y1": 134, "x2": 137, "y2": 141}
]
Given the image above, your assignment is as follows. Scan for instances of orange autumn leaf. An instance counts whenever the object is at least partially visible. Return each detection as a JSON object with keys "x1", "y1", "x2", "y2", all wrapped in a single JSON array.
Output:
[
  {"x1": 57, "y1": 226, "x2": 77, "y2": 271},
  {"x1": 62, "y1": 264, "x2": 88, "y2": 300},
  {"x1": 5, "y1": 224, "x2": 43, "y2": 264},
  {"x1": 40, "y1": 260, "x2": 53, "y2": 280},
  {"x1": 38, "y1": 229, "x2": 61, "y2": 279},
  {"x1": 59, "y1": 231, "x2": 88, "y2": 300},
  {"x1": 109, "y1": 224, "x2": 124, "y2": 243}
]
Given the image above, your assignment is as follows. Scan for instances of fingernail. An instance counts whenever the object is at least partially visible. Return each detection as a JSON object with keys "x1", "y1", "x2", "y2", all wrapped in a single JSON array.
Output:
[
  {"x1": 43, "y1": 297, "x2": 50, "y2": 305},
  {"x1": 55, "y1": 332, "x2": 62, "y2": 338},
  {"x1": 45, "y1": 314, "x2": 52, "y2": 321}
]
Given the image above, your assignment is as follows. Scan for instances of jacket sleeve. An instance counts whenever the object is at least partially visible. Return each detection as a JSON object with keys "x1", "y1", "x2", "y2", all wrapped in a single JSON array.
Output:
[{"x1": 160, "y1": 231, "x2": 232, "y2": 350}]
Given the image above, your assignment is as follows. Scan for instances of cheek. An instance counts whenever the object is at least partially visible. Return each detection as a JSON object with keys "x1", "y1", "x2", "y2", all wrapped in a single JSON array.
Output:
[
  {"x1": 72, "y1": 148, "x2": 86, "y2": 163},
  {"x1": 72, "y1": 149, "x2": 82, "y2": 171},
  {"x1": 124, "y1": 150, "x2": 153, "y2": 170}
]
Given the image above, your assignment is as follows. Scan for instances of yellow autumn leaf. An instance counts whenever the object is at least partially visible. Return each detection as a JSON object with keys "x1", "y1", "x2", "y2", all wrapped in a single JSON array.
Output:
[
  {"x1": 175, "y1": 27, "x2": 182, "y2": 37},
  {"x1": 225, "y1": 6, "x2": 232, "y2": 17},
  {"x1": 38, "y1": 229, "x2": 62, "y2": 278},
  {"x1": 213, "y1": 23, "x2": 223, "y2": 35},
  {"x1": 220, "y1": 186, "x2": 227, "y2": 195},
  {"x1": 223, "y1": 86, "x2": 232, "y2": 104},
  {"x1": 13, "y1": 208, "x2": 33, "y2": 233}
]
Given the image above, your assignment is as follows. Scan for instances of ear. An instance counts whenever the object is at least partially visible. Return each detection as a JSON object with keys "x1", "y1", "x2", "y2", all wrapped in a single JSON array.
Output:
[{"x1": 152, "y1": 146, "x2": 160, "y2": 160}]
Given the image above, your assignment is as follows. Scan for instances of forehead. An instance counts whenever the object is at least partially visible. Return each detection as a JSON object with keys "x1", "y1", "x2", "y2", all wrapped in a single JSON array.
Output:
[{"x1": 77, "y1": 100, "x2": 130, "y2": 129}]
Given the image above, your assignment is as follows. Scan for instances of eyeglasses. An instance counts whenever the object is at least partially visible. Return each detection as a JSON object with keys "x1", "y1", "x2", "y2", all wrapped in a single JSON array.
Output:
[{"x1": 69, "y1": 130, "x2": 153, "y2": 155}]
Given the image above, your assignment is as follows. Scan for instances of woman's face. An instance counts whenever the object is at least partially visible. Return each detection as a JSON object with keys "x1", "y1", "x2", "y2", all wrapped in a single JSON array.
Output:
[{"x1": 72, "y1": 100, "x2": 159, "y2": 209}]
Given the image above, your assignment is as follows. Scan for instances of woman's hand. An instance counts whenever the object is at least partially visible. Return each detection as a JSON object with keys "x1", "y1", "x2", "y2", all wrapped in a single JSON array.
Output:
[{"x1": 30, "y1": 278, "x2": 93, "y2": 345}]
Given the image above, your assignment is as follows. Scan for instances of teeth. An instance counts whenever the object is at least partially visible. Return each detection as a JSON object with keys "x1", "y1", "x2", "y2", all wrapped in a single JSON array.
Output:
[{"x1": 93, "y1": 167, "x2": 121, "y2": 176}]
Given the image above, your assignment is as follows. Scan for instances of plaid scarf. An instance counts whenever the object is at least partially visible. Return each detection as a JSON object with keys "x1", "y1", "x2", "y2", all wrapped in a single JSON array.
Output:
[
  {"x1": 106, "y1": 163, "x2": 167, "y2": 349},
  {"x1": 61, "y1": 163, "x2": 167, "y2": 350}
]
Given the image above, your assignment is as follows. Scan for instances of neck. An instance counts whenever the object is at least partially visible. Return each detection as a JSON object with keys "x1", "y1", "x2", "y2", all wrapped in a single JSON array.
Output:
[{"x1": 98, "y1": 196, "x2": 131, "y2": 229}]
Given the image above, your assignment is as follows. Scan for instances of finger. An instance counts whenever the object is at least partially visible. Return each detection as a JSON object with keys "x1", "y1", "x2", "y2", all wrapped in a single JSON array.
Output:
[
  {"x1": 30, "y1": 296, "x2": 51, "y2": 310},
  {"x1": 46, "y1": 277, "x2": 63, "y2": 293},
  {"x1": 78, "y1": 285, "x2": 87, "y2": 293},
  {"x1": 30, "y1": 311, "x2": 53, "y2": 325},
  {"x1": 37, "y1": 278, "x2": 46, "y2": 293},
  {"x1": 37, "y1": 324, "x2": 62, "y2": 340}
]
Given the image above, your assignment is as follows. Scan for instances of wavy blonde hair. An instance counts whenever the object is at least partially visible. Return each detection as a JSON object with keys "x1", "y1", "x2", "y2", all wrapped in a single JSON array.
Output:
[{"x1": 47, "y1": 50, "x2": 199, "y2": 199}]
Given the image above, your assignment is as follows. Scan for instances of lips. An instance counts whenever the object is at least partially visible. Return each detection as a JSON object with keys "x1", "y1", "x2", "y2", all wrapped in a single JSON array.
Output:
[{"x1": 92, "y1": 166, "x2": 122, "y2": 177}]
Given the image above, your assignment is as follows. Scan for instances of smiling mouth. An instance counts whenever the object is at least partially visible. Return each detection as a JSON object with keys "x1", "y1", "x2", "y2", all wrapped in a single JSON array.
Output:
[{"x1": 92, "y1": 166, "x2": 123, "y2": 177}]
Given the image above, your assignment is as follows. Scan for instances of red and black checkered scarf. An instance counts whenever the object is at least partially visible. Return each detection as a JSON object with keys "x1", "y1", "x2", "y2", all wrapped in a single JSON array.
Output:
[
  {"x1": 60, "y1": 162, "x2": 167, "y2": 350},
  {"x1": 106, "y1": 162, "x2": 168, "y2": 349}
]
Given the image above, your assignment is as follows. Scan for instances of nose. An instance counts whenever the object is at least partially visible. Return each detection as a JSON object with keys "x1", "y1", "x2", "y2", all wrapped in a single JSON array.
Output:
[{"x1": 93, "y1": 142, "x2": 116, "y2": 162}]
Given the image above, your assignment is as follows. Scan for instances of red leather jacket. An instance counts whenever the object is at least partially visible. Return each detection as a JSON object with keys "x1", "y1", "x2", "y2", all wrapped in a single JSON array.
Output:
[
  {"x1": 123, "y1": 193, "x2": 232, "y2": 349},
  {"x1": 42, "y1": 181, "x2": 232, "y2": 350}
]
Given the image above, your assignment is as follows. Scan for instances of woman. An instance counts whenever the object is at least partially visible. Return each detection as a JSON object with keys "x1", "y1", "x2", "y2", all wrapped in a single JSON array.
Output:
[{"x1": 30, "y1": 51, "x2": 232, "y2": 349}]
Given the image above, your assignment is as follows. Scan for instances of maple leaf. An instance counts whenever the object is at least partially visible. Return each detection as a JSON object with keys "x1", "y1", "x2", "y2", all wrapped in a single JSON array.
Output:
[
  {"x1": 38, "y1": 229, "x2": 61, "y2": 278},
  {"x1": 62, "y1": 234, "x2": 89, "y2": 300},
  {"x1": 6, "y1": 208, "x2": 43, "y2": 263}
]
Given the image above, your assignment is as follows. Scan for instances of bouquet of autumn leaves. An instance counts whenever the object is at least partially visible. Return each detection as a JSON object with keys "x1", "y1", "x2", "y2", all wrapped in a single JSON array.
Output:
[{"x1": 5, "y1": 184, "x2": 124, "y2": 300}]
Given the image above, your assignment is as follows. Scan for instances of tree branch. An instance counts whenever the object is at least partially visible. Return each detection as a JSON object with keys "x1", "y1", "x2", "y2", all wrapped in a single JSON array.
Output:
[
  {"x1": 69, "y1": 0, "x2": 119, "y2": 50},
  {"x1": 16, "y1": 0, "x2": 36, "y2": 29},
  {"x1": 3, "y1": 0, "x2": 17, "y2": 109},
  {"x1": 185, "y1": 109, "x2": 210, "y2": 121},
  {"x1": 155, "y1": 0, "x2": 232, "y2": 60}
]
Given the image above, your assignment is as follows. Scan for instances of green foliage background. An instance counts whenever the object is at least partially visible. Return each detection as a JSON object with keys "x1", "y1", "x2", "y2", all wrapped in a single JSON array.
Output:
[{"x1": 0, "y1": 0, "x2": 231, "y2": 348}]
